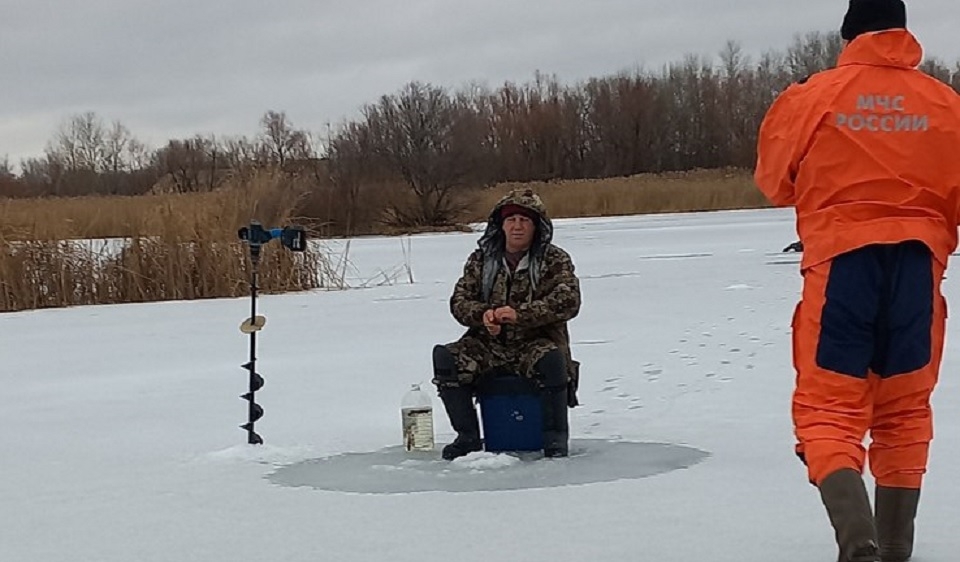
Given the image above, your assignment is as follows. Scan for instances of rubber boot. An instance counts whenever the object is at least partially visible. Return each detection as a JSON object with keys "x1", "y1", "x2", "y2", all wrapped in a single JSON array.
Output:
[
  {"x1": 432, "y1": 345, "x2": 481, "y2": 460},
  {"x1": 536, "y1": 349, "x2": 569, "y2": 458},
  {"x1": 875, "y1": 486, "x2": 920, "y2": 562},
  {"x1": 819, "y1": 469, "x2": 881, "y2": 562}
]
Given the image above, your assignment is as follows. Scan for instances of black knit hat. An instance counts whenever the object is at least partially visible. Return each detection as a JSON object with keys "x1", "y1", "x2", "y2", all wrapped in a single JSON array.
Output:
[{"x1": 841, "y1": 0, "x2": 907, "y2": 41}]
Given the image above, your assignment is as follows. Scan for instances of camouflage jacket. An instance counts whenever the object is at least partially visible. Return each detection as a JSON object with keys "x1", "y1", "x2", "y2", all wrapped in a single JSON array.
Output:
[
  {"x1": 450, "y1": 244, "x2": 581, "y2": 344},
  {"x1": 449, "y1": 188, "x2": 582, "y2": 390}
]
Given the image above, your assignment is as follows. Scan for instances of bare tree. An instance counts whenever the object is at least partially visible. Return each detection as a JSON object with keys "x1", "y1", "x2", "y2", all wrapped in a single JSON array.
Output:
[
  {"x1": 103, "y1": 121, "x2": 134, "y2": 174},
  {"x1": 222, "y1": 136, "x2": 262, "y2": 170},
  {"x1": 33, "y1": 113, "x2": 155, "y2": 195},
  {"x1": 125, "y1": 138, "x2": 152, "y2": 171},
  {"x1": 50, "y1": 112, "x2": 107, "y2": 172},
  {"x1": 785, "y1": 31, "x2": 843, "y2": 81},
  {"x1": 583, "y1": 74, "x2": 659, "y2": 176},
  {"x1": 719, "y1": 40, "x2": 748, "y2": 81},
  {"x1": 19, "y1": 154, "x2": 65, "y2": 195},
  {"x1": 0, "y1": 155, "x2": 13, "y2": 179},
  {"x1": 259, "y1": 110, "x2": 312, "y2": 167},
  {"x1": 363, "y1": 82, "x2": 483, "y2": 225},
  {"x1": 453, "y1": 82, "x2": 499, "y2": 183},
  {"x1": 154, "y1": 137, "x2": 213, "y2": 193},
  {"x1": 717, "y1": 41, "x2": 762, "y2": 167},
  {"x1": 0, "y1": 156, "x2": 27, "y2": 197},
  {"x1": 326, "y1": 122, "x2": 377, "y2": 231},
  {"x1": 920, "y1": 58, "x2": 952, "y2": 83}
]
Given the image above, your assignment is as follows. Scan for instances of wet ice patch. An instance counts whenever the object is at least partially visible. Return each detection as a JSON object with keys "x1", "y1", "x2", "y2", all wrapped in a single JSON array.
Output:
[{"x1": 267, "y1": 439, "x2": 709, "y2": 494}]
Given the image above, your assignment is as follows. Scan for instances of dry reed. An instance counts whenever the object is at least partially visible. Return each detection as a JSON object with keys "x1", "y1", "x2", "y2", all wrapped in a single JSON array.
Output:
[
  {"x1": 463, "y1": 168, "x2": 768, "y2": 222},
  {"x1": 0, "y1": 170, "x2": 336, "y2": 312}
]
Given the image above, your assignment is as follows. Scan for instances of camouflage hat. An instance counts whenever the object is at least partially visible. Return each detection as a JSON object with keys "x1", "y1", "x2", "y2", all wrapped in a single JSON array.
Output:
[
  {"x1": 493, "y1": 187, "x2": 548, "y2": 219},
  {"x1": 479, "y1": 186, "x2": 555, "y2": 256}
]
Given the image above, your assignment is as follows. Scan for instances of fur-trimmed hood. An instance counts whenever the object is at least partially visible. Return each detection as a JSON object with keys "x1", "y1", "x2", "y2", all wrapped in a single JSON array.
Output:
[
  {"x1": 477, "y1": 188, "x2": 553, "y2": 260},
  {"x1": 477, "y1": 188, "x2": 554, "y2": 302}
]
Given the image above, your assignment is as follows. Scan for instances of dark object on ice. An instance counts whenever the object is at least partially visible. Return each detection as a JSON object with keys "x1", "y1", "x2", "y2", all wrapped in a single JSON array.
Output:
[
  {"x1": 783, "y1": 240, "x2": 804, "y2": 253},
  {"x1": 476, "y1": 370, "x2": 544, "y2": 454}
]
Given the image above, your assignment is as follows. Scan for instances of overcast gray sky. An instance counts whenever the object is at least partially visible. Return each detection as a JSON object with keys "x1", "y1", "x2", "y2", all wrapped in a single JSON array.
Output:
[{"x1": 1, "y1": 0, "x2": 957, "y2": 165}]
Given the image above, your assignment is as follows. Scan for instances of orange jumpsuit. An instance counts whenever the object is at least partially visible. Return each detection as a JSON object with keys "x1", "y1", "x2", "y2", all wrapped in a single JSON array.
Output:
[{"x1": 755, "y1": 29, "x2": 960, "y2": 488}]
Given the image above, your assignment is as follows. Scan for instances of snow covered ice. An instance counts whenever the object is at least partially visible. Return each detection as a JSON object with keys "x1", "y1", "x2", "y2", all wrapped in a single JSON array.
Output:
[{"x1": 3, "y1": 208, "x2": 958, "y2": 561}]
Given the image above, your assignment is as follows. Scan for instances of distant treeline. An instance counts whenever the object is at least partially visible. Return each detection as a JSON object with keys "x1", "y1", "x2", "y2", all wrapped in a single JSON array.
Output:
[{"x1": 2, "y1": 31, "x2": 958, "y2": 231}]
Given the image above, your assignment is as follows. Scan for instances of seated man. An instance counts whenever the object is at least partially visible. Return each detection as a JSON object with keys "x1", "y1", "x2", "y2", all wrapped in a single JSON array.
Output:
[{"x1": 432, "y1": 188, "x2": 582, "y2": 460}]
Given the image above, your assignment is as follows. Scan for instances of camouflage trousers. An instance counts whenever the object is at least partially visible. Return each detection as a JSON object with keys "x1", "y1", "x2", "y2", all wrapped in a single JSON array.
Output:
[{"x1": 443, "y1": 334, "x2": 558, "y2": 386}]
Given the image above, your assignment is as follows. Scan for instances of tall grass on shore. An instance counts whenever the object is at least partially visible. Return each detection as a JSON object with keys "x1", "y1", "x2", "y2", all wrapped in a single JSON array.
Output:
[
  {"x1": 466, "y1": 168, "x2": 768, "y2": 222},
  {"x1": 0, "y1": 171, "x2": 338, "y2": 313},
  {"x1": 0, "y1": 168, "x2": 767, "y2": 240}
]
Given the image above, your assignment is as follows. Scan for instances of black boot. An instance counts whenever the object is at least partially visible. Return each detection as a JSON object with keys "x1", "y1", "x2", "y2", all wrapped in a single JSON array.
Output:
[
  {"x1": 541, "y1": 387, "x2": 569, "y2": 458},
  {"x1": 875, "y1": 486, "x2": 920, "y2": 562},
  {"x1": 536, "y1": 349, "x2": 569, "y2": 458},
  {"x1": 433, "y1": 345, "x2": 482, "y2": 460},
  {"x1": 819, "y1": 469, "x2": 880, "y2": 562},
  {"x1": 438, "y1": 386, "x2": 482, "y2": 460}
]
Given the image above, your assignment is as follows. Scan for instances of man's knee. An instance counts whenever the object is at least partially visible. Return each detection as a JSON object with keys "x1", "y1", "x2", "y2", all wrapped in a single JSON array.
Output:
[
  {"x1": 869, "y1": 441, "x2": 930, "y2": 488},
  {"x1": 534, "y1": 349, "x2": 566, "y2": 389},
  {"x1": 433, "y1": 345, "x2": 457, "y2": 374},
  {"x1": 801, "y1": 440, "x2": 866, "y2": 486},
  {"x1": 432, "y1": 344, "x2": 458, "y2": 385}
]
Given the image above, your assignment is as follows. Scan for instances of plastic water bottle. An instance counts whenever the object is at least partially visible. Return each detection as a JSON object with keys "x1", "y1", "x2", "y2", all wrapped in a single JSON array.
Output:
[{"x1": 401, "y1": 384, "x2": 434, "y2": 452}]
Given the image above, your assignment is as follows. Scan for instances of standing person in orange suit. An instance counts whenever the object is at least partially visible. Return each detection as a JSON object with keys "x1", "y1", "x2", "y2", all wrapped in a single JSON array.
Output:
[{"x1": 754, "y1": 1, "x2": 960, "y2": 560}]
